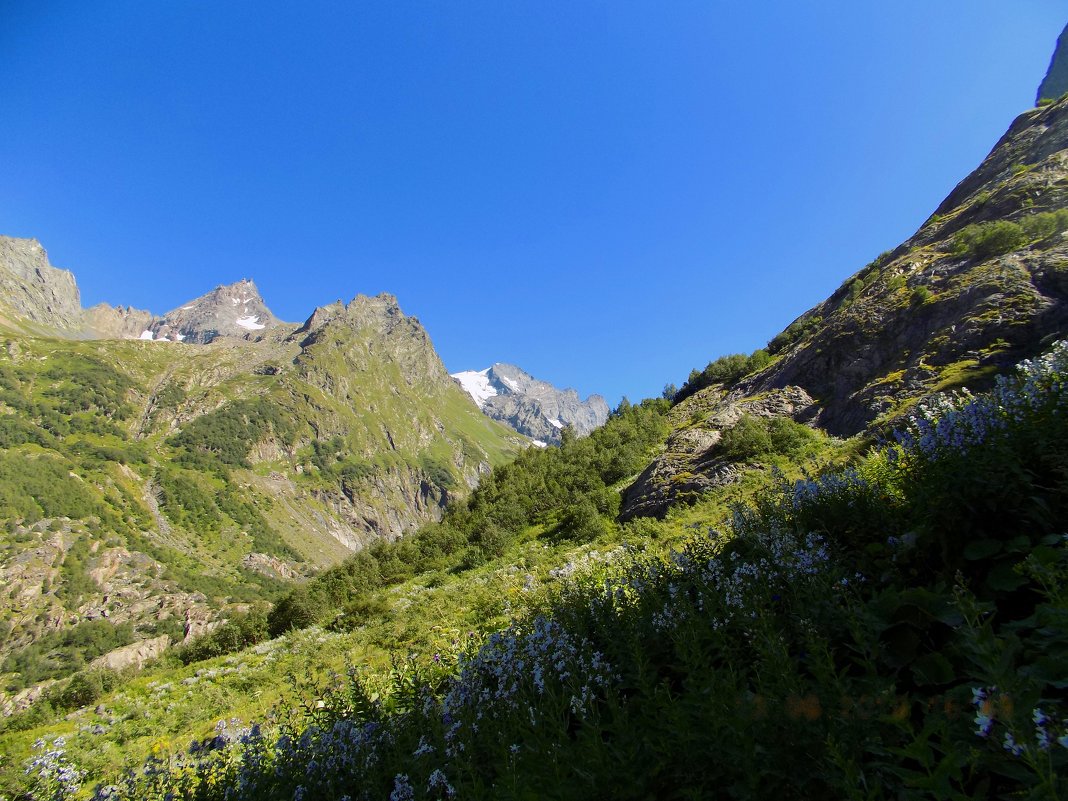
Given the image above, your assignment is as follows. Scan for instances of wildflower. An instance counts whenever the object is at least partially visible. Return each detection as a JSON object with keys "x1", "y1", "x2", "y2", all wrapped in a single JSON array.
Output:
[
  {"x1": 1033, "y1": 708, "x2": 1052, "y2": 751},
  {"x1": 390, "y1": 774, "x2": 415, "y2": 801},
  {"x1": 427, "y1": 768, "x2": 456, "y2": 797},
  {"x1": 1003, "y1": 731, "x2": 1026, "y2": 757}
]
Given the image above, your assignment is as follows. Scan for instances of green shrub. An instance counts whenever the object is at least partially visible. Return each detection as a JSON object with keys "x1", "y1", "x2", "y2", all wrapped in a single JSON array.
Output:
[
  {"x1": 555, "y1": 498, "x2": 607, "y2": 542},
  {"x1": 768, "y1": 314, "x2": 822, "y2": 355},
  {"x1": 675, "y1": 349, "x2": 771, "y2": 404},
  {"x1": 1021, "y1": 208, "x2": 1068, "y2": 241},
  {"x1": 953, "y1": 220, "x2": 1027, "y2": 260},
  {"x1": 170, "y1": 397, "x2": 297, "y2": 468},
  {"x1": 718, "y1": 415, "x2": 816, "y2": 462},
  {"x1": 177, "y1": 605, "x2": 269, "y2": 664}
]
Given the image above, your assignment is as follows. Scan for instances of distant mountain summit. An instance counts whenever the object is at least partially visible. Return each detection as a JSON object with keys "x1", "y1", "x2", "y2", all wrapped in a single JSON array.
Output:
[
  {"x1": 144, "y1": 278, "x2": 281, "y2": 343},
  {"x1": 1038, "y1": 22, "x2": 1068, "y2": 104},
  {"x1": 451, "y1": 363, "x2": 610, "y2": 444}
]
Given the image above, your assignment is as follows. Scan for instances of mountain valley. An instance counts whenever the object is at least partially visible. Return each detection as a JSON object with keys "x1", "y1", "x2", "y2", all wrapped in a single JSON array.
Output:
[{"x1": 1, "y1": 27, "x2": 1068, "y2": 801}]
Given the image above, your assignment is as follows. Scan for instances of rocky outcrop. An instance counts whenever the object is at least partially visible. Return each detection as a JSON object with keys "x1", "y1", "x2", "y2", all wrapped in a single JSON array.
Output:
[
  {"x1": 621, "y1": 387, "x2": 817, "y2": 520},
  {"x1": 89, "y1": 635, "x2": 170, "y2": 672},
  {"x1": 451, "y1": 363, "x2": 609, "y2": 444},
  {"x1": 0, "y1": 237, "x2": 84, "y2": 334},
  {"x1": 294, "y1": 293, "x2": 455, "y2": 393},
  {"x1": 83, "y1": 302, "x2": 154, "y2": 339},
  {"x1": 1038, "y1": 23, "x2": 1068, "y2": 104},
  {"x1": 740, "y1": 96, "x2": 1068, "y2": 436},
  {"x1": 146, "y1": 278, "x2": 282, "y2": 343}
]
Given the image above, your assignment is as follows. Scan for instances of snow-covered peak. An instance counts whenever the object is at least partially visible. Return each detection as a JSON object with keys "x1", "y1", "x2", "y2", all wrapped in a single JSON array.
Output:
[
  {"x1": 450, "y1": 362, "x2": 610, "y2": 444},
  {"x1": 451, "y1": 368, "x2": 498, "y2": 408}
]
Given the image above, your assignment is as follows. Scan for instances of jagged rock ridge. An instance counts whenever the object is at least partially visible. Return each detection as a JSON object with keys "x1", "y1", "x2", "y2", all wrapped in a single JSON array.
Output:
[
  {"x1": 0, "y1": 237, "x2": 286, "y2": 344},
  {"x1": 1038, "y1": 22, "x2": 1068, "y2": 104},
  {"x1": 451, "y1": 363, "x2": 610, "y2": 444},
  {"x1": 622, "y1": 79, "x2": 1068, "y2": 519}
]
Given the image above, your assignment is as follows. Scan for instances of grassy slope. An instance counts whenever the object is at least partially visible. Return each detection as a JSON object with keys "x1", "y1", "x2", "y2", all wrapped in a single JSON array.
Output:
[
  {"x1": 0, "y1": 394, "x2": 849, "y2": 793},
  {"x1": 0, "y1": 323, "x2": 520, "y2": 707}
]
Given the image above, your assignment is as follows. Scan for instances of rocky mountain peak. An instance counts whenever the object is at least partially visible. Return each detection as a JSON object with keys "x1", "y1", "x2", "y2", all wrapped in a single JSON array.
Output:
[
  {"x1": 0, "y1": 236, "x2": 83, "y2": 333},
  {"x1": 294, "y1": 292, "x2": 453, "y2": 393},
  {"x1": 1038, "y1": 22, "x2": 1068, "y2": 104},
  {"x1": 451, "y1": 363, "x2": 610, "y2": 444},
  {"x1": 296, "y1": 293, "x2": 404, "y2": 339},
  {"x1": 145, "y1": 278, "x2": 282, "y2": 344}
]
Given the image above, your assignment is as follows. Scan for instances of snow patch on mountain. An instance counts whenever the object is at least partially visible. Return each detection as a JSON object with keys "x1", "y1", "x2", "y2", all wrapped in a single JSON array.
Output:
[{"x1": 451, "y1": 369, "x2": 498, "y2": 407}]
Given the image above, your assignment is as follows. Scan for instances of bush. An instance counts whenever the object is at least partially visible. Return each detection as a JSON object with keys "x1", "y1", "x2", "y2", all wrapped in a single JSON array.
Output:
[
  {"x1": 177, "y1": 606, "x2": 269, "y2": 664},
  {"x1": 555, "y1": 498, "x2": 607, "y2": 542},
  {"x1": 267, "y1": 587, "x2": 328, "y2": 637},
  {"x1": 718, "y1": 415, "x2": 816, "y2": 462},
  {"x1": 47, "y1": 669, "x2": 118, "y2": 711},
  {"x1": 954, "y1": 220, "x2": 1027, "y2": 260},
  {"x1": 674, "y1": 349, "x2": 771, "y2": 404},
  {"x1": 1020, "y1": 208, "x2": 1068, "y2": 241}
]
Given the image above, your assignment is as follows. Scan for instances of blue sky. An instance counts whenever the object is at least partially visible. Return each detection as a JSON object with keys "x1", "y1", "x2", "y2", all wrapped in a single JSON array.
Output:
[{"x1": 0, "y1": 2, "x2": 1064, "y2": 404}]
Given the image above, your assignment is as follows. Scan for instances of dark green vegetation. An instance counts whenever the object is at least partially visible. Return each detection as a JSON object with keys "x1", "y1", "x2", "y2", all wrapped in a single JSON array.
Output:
[
  {"x1": 265, "y1": 398, "x2": 670, "y2": 638},
  {"x1": 0, "y1": 296, "x2": 521, "y2": 730},
  {"x1": 953, "y1": 210, "x2": 1068, "y2": 260},
  {"x1": 41, "y1": 342, "x2": 1068, "y2": 801},
  {"x1": 675, "y1": 349, "x2": 771, "y2": 402}
]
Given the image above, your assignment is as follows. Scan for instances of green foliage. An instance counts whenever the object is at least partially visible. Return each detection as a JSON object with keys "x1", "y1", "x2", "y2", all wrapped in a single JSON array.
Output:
[
  {"x1": 954, "y1": 220, "x2": 1027, "y2": 260},
  {"x1": 0, "y1": 452, "x2": 99, "y2": 523},
  {"x1": 57, "y1": 535, "x2": 99, "y2": 611},
  {"x1": 155, "y1": 467, "x2": 223, "y2": 534},
  {"x1": 675, "y1": 349, "x2": 771, "y2": 404},
  {"x1": 46, "y1": 669, "x2": 120, "y2": 712},
  {"x1": 418, "y1": 454, "x2": 458, "y2": 492},
  {"x1": 768, "y1": 314, "x2": 823, "y2": 355},
  {"x1": 267, "y1": 398, "x2": 671, "y2": 634},
  {"x1": 952, "y1": 211, "x2": 1068, "y2": 262},
  {"x1": 2, "y1": 620, "x2": 134, "y2": 691},
  {"x1": 176, "y1": 605, "x2": 270, "y2": 664},
  {"x1": 1020, "y1": 208, "x2": 1068, "y2": 241},
  {"x1": 910, "y1": 285, "x2": 932, "y2": 305},
  {"x1": 717, "y1": 414, "x2": 817, "y2": 462},
  {"x1": 554, "y1": 497, "x2": 607, "y2": 542},
  {"x1": 170, "y1": 397, "x2": 297, "y2": 469}
]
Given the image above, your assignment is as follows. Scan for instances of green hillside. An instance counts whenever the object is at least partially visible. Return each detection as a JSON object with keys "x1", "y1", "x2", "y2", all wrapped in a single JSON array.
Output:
[{"x1": 0, "y1": 294, "x2": 522, "y2": 716}]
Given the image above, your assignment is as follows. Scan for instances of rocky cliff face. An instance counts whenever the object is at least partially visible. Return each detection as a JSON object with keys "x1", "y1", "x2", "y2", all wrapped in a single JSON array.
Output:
[
  {"x1": 1038, "y1": 23, "x2": 1068, "y2": 104},
  {"x1": 451, "y1": 363, "x2": 609, "y2": 444},
  {"x1": 739, "y1": 95, "x2": 1068, "y2": 436},
  {"x1": 622, "y1": 91, "x2": 1068, "y2": 520},
  {"x1": 0, "y1": 237, "x2": 84, "y2": 334},
  {"x1": 145, "y1": 278, "x2": 282, "y2": 343}
]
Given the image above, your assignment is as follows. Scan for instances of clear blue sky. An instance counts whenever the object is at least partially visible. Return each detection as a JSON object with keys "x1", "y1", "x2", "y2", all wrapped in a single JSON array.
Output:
[{"x1": 1, "y1": 2, "x2": 1064, "y2": 405}]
